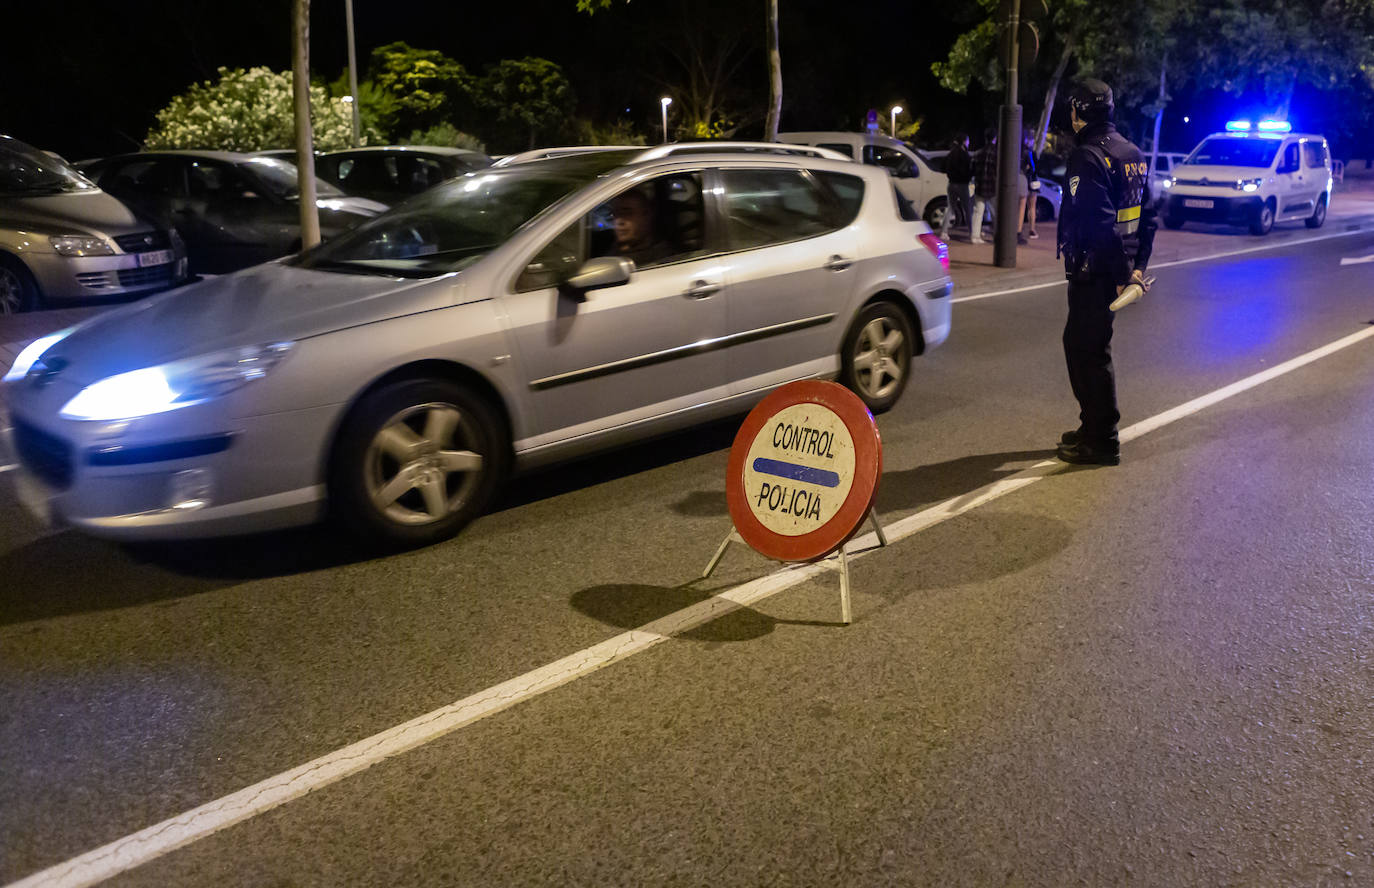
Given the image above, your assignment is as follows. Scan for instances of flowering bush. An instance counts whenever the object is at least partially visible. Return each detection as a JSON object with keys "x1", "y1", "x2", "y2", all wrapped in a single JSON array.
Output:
[{"x1": 145, "y1": 67, "x2": 377, "y2": 151}]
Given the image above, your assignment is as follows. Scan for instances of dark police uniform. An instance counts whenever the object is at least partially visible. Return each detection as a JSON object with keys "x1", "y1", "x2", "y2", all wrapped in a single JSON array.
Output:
[{"x1": 1057, "y1": 82, "x2": 1158, "y2": 462}]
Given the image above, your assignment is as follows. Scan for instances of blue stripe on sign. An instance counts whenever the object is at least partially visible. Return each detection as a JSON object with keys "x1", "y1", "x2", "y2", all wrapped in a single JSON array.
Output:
[{"x1": 752, "y1": 457, "x2": 842, "y2": 488}]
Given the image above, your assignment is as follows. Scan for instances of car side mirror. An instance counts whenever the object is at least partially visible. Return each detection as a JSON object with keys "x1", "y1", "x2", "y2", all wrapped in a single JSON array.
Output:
[{"x1": 565, "y1": 256, "x2": 633, "y2": 293}]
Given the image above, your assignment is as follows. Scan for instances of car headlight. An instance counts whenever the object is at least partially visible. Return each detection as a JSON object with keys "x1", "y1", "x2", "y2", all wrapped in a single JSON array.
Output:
[
  {"x1": 1235, "y1": 178, "x2": 1263, "y2": 192},
  {"x1": 49, "y1": 235, "x2": 115, "y2": 256},
  {"x1": 2, "y1": 327, "x2": 75, "y2": 383},
  {"x1": 59, "y1": 341, "x2": 295, "y2": 421},
  {"x1": 1163, "y1": 177, "x2": 1175, "y2": 189}
]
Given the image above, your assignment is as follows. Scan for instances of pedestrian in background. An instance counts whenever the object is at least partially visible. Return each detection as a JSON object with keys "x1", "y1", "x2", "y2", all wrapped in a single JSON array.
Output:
[
  {"x1": 1054, "y1": 78, "x2": 1158, "y2": 466},
  {"x1": 940, "y1": 132, "x2": 974, "y2": 240},
  {"x1": 1021, "y1": 130, "x2": 1040, "y2": 240},
  {"x1": 971, "y1": 127, "x2": 998, "y2": 245}
]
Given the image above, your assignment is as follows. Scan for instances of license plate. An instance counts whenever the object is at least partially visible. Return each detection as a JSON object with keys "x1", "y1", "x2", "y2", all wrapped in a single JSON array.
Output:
[
  {"x1": 137, "y1": 249, "x2": 174, "y2": 267},
  {"x1": 1183, "y1": 199, "x2": 1214, "y2": 209}
]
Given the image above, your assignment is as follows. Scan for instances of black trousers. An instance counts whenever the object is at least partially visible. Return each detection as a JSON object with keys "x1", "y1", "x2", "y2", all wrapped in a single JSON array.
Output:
[{"x1": 1063, "y1": 276, "x2": 1120, "y2": 446}]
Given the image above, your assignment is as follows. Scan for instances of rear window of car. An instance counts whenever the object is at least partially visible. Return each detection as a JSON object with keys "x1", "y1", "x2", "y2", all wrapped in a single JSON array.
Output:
[
  {"x1": 1302, "y1": 141, "x2": 1328, "y2": 169},
  {"x1": 719, "y1": 168, "x2": 849, "y2": 250},
  {"x1": 816, "y1": 143, "x2": 854, "y2": 159},
  {"x1": 813, "y1": 171, "x2": 864, "y2": 223}
]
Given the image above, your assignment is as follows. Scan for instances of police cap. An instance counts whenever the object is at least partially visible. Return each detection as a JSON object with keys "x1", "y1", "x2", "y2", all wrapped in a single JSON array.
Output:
[{"x1": 1069, "y1": 78, "x2": 1114, "y2": 121}]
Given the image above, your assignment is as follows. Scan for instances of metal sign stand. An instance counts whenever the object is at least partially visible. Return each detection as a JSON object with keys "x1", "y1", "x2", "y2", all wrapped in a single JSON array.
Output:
[{"x1": 702, "y1": 507, "x2": 889, "y2": 624}]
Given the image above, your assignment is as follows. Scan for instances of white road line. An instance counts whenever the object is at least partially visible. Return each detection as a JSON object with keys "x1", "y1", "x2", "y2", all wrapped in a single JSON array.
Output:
[
  {"x1": 951, "y1": 224, "x2": 1372, "y2": 304},
  {"x1": 0, "y1": 464, "x2": 16, "y2": 474},
  {"x1": 11, "y1": 329, "x2": 1374, "y2": 888}
]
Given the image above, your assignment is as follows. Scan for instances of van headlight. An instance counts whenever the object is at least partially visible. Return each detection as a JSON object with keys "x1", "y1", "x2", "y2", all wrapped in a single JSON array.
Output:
[
  {"x1": 60, "y1": 341, "x2": 295, "y2": 421},
  {"x1": 1163, "y1": 177, "x2": 1175, "y2": 189},
  {"x1": 50, "y1": 235, "x2": 115, "y2": 256},
  {"x1": 1235, "y1": 178, "x2": 1263, "y2": 193}
]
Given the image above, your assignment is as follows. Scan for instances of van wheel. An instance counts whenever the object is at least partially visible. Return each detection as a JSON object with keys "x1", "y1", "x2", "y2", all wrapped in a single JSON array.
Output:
[
  {"x1": 1305, "y1": 195, "x2": 1327, "y2": 229},
  {"x1": 329, "y1": 378, "x2": 509, "y2": 549},
  {"x1": 923, "y1": 197, "x2": 948, "y2": 229},
  {"x1": 0, "y1": 255, "x2": 42, "y2": 314},
  {"x1": 1163, "y1": 214, "x2": 1185, "y2": 230},
  {"x1": 1250, "y1": 200, "x2": 1275, "y2": 235},
  {"x1": 840, "y1": 301, "x2": 914, "y2": 414}
]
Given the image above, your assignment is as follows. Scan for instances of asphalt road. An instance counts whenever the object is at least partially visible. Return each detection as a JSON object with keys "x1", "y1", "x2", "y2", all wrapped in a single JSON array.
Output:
[{"x1": 4, "y1": 226, "x2": 1374, "y2": 887}]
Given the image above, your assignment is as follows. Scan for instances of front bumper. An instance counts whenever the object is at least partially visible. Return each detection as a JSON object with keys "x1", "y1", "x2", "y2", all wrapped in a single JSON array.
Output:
[
  {"x1": 1163, "y1": 192, "x2": 1262, "y2": 226},
  {"x1": 24, "y1": 250, "x2": 190, "y2": 304},
  {"x1": 3, "y1": 401, "x2": 338, "y2": 540}
]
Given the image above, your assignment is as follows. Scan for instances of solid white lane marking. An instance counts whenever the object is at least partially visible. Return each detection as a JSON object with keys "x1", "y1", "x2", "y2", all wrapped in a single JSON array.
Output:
[
  {"x1": 0, "y1": 464, "x2": 16, "y2": 474},
  {"x1": 1340, "y1": 253, "x2": 1374, "y2": 266},
  {"x1": 11, "y1": 329, "x2": 1374, "y2": 888},
  {"x1": 952, "y1": 225, "x2": 1371, "y2": 304}
]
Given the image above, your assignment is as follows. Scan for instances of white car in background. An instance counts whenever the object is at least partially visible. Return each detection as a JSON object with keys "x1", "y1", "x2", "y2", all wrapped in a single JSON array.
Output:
[
  {"x1": 779, "y1": 132, "x2": 950, "y2": 228},
  {"x1": 1161, "y1": 123, "x2": 1332, "y2": 235}
]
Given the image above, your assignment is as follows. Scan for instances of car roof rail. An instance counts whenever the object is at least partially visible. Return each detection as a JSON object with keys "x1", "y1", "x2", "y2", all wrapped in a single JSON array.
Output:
[
  {"x1": 491, "y1": 146, "x2": 639, "y2": 167},
  {"x1": 631, "y1": 142, "x2": 853, "y2": 163}
]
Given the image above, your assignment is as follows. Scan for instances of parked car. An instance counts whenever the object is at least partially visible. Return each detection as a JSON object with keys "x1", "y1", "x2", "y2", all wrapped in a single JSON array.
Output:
[
  {"x1": 0, "y1": 134, "x2": 188, "y2": 314},
  {"x1": 1160, "y1": 125, "x2": 1332, "y2": 234},
  {"x1": 77, "y1": 151, "x2": 387, "y2": 274},
  {"x1": 4, "y1": 144, "x2": 952, "y2": 547},
  {"x1": 1146, "y1": 152, "x2": 1189, "y2": 202},
  {"x1": 925, "y1": 148, "x2": 1062, "y2": 222},
  {"x1": 778, "y1": 132, "x2": 951, "y2": 228},
  {"x1": 315, "y1": 146, "x2": 493, "y2": 205}
]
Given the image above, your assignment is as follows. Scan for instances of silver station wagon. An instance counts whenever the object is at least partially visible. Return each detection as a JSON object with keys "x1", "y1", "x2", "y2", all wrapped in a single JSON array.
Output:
[{"x1": 3, "y1": 144, "x2": 952, "y2": 547}]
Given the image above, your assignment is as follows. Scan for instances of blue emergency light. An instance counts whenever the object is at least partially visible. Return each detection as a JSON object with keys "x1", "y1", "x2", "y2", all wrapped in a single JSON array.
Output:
[
  {"x1": 1256, "y1": 119, "x2": 1292, "y2": 132},
  {"x1": 1225, "y1": 120, "x2": 1252, "y2": 132}
]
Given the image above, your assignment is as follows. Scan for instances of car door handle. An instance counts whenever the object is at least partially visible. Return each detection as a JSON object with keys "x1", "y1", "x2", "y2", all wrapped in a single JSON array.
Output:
[
  {"x1": 682, "y1": 280, "x2": 721, "y2": 299},
  {"x1": 824, "y1": 255, "x2": 853, "y2": 271}
]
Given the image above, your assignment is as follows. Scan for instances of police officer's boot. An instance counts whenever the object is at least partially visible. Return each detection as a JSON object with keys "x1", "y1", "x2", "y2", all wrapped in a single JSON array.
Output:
[
  {"x1": 1059, "y1": 427, "x2": 1084, "y2": 446},
  {"x1": 1056, "y1": 438, "x2": 1120, "y2": 466}
]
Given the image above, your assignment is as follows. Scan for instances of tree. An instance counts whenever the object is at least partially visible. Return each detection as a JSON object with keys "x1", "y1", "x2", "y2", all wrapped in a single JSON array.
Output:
[
  {"x1": 143, "y1": 66, "x2": 361, "y2": 151},
  {"x1": 476, "y1": 57, "x2": 576, "y2": 151},
  {"x1": 368, "y1": 41, "x2": 474, "y2": 137},
  {"x1": 580, "y1": 0, "x2": 785, "y2": 141},
  {"x1": 292, "y1": 0, "x2": 319, "y2": 249}
]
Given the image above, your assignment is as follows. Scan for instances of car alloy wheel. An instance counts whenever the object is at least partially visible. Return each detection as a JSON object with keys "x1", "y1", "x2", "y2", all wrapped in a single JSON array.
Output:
[
  {"x1": 366, "y1": 402, "x2": 485, "y2": 526},
  {"x1": 841, "y1": 301, "x2": 914, "y2": 414},
  {"x1": 331, "y1": 378, "x2": 508, "y2": 548},
  {"x1": 0, "y1": 258, "x2": 39, "y2": 314}
]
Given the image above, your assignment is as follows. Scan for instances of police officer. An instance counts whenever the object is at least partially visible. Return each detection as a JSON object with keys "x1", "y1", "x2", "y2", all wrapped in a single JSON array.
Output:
[{"x1": 1055, "y1": 78, "x2": 1158, "y2": 465}]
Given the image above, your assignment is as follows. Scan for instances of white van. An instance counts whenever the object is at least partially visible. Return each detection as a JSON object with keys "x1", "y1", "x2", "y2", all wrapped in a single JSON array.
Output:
[
  {"x1": 1160, "y1": 125, "x2": 1332, "y2": 235},
  {"x1": 778, "y1": 131, "x2": 949, "y2": 228}
]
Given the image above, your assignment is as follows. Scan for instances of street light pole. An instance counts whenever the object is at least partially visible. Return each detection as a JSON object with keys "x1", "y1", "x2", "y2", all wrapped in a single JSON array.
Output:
[
  {"x1": 890, "y1": 105, "x2": 902, "y2": 138},
  {"x1": 660, "y1": 97, "x2": 672, "y2": 144},
  {"x1": 344, "y1": 0, "x2": 361, "y2": 147}
]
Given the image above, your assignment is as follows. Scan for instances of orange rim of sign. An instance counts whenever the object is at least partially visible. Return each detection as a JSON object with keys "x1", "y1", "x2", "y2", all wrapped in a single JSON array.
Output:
[{"x1": 726, "y1": 380, "x2": 882, "y2": 563}]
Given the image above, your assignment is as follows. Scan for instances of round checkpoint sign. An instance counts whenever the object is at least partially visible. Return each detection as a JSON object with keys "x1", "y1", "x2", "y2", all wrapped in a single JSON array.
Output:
[{"x1": 726, "y1": 380, "x2": 882, "y2": 563}]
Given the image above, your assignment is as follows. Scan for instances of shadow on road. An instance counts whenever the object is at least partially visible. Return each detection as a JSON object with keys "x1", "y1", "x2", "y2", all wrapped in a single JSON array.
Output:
[
  {"x1": 570, "y1": 580, "x2": 844, "y2": 643},
  {"x1": 0, "y1": 523, "x2": 376, "y2": 625},
  {"x1": 493, "y1": 415, "x2": 742, "y2": 513},
  {"x1": 878, "y1": 448, "x2": 1058, "y2": 514}
]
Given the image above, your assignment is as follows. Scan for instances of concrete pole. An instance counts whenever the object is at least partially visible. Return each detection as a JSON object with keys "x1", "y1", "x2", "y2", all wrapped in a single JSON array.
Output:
[
  {"x1": 994, "y1": 0, "x2": 1022, "y2": 268},
  {"x1": 345, "y1": 0, "x2": 361, "y2": 148}
]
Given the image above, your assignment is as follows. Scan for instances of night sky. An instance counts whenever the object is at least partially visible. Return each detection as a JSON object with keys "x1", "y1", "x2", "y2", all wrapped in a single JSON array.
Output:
[
  {"x1": 2, "y1": 0, "x2": 987, "y2": 160},
  {"x1": 4, "y1": 1, "x2": 1354, "y2": 162}
]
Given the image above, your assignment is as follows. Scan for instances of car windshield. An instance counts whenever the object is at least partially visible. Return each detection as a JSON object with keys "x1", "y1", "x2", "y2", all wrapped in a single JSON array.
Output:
[
  {"x1": 0, "y1": 138, "x2": 96, "y2": 195},
  {"x1": 1185, "y1": 138, "x2": 1281, "y2": 168},
  {"x1": 295, "y1": 157, "x2": 629, "y2": 278},
  {"x1": 241, "y1": 157, "x2": 345, "y2": 198}
]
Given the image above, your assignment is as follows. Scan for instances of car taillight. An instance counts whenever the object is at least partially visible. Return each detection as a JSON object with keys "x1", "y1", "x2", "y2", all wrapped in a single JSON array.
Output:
[{"x1": 918, "y1": 232, "x2": 949, "y2": 272}]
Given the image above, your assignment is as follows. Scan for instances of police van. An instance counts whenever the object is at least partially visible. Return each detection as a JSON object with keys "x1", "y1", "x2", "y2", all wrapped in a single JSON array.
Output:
[{"x1": 1160, "y1": 121, "x2": 1332, "y2": 235}]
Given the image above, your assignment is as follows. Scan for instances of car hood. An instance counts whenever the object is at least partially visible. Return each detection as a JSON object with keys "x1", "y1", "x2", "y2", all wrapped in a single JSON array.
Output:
[
  {"x1": 1171, "y1": 165, "x2": 1271, "y2": 183},
  {"x1": 50, "y1": 262, "x2": 463, "y2": 384},
  {"x1": 1, "y1": 189, "x2": 150, "y2": 236}
]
